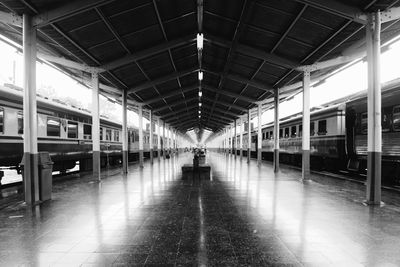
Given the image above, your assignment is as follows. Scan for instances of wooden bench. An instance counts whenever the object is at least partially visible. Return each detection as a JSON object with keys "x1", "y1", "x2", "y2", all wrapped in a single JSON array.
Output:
[{"x1": 182, "y1": 164, "x2": 211, "y2": 180}]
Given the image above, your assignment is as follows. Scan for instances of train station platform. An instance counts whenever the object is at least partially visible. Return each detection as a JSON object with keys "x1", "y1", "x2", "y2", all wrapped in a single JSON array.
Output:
[{"x1": 1, "y1": 152, "x2": 400, "y2": 266}]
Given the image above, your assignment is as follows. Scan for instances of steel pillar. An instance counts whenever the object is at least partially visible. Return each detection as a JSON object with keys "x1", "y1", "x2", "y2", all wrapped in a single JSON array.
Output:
[
  {"x1": 122, "y1": 89, "x2": 128, "y2": 174},
  {"x1": 234, "y1": 120, "x2": 237, "y2": 156},
  {"x1": 274, "y1": 89, "x2": 280, "y2": 173},
  {"x1": 163, "y1": 122, "x2": 166, "y2": 159},
  {"x1": 149, "y1": 110, "x2": 154, "y2": 164},
  {"x1": 302, "y1": 71, "x2": 311, "y2": 180},
  {"x1": 257, "y1": 104, "x2": 262, "y2": 165},
  {"x1": 138, "y1": 105, "x2": 144, "y2": 168},
  {"x1": 366, "y1": 12, "x2": 382, "y2": 205},
  {"x1": 157, "y1": 118, "x2": 161, "y2": 159},
  {"x1": 247, "y1": 109, "x2": 251, "y2": 163},
  {"x1": 239, "y1": 117, "x2": 243, "y2": 158},
  {"x1": 92, "y1": 72, "x2": 101, "y2": 180},
  {"x1": 22, "y1": 14, "x2": 39, "y2": 205}
]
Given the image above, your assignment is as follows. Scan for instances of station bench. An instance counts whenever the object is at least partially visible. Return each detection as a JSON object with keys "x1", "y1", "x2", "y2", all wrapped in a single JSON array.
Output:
[{"x1": 181, "y1": 164, "x2": 211, "y2": 180}]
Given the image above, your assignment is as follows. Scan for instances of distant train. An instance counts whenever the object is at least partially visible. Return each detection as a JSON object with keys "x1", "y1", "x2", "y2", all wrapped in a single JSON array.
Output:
[
  {"x1": 233, "y1": 78, "x2": 400, "y2": 185},
  {"x1": 0, "y1": 83, "x2": 164, "y2": 175}
]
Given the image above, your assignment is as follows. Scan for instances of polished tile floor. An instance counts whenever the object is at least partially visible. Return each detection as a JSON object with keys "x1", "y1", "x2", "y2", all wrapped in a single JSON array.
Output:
[{"x1": 1, "y1": 152, "x2": 400, "y2": 266}]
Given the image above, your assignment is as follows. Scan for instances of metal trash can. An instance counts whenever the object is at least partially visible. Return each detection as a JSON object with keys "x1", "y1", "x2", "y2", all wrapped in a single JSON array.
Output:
[
  {"x1": 38, "y1": 152, "x2": 53, "y2": 201},
  {"x1": 20, "y1": 152, "x2": 53, "y2": 201}
]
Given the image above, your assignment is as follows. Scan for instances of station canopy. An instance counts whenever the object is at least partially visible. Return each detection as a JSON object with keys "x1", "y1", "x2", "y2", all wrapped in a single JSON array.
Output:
[{"x1": 1, "y1": 0, "x2": 400, "y2": 133}]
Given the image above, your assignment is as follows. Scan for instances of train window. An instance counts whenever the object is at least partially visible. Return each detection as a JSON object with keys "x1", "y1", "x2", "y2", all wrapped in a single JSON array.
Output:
[
  {"x1": 279, "y1": 129, "x2": 283, "y2": 138},
  {"x1": 270, "y1": 131, "x2": 273, "y2": 139},
  {"x1": 310, "y1": 122, "x2": 315, "y2": 136},
  {"x1": 382, "y1": 109, "x2": 391, "y2": 132},
  {"x1": 0, "y1": 108, "x2": 3, "y2": 134},
  {"x1": 106, "y1": 129, "x2": 112, "y2": 141},
  {"x1": 18, "y1": 112, "x2": 23, "y2": 134},
  {"x1": 393, "y1": 106, "x2": 400, "y2": 131},
  {"x1": 83, "y1": 124, "x2": 91, "y2": 139},
  {"x1": 100, "y1": 127, "x2": 103, "y2": 140},
  {"x1": 67, "y1": 122, "x2": 78, "y2": 138},
  {"x1": 361, "y1": 113, "x2": 368, "y2": 134},
  {"x1": 47, "y1": 118, "x2": 60, "y2": 137},
  {"x1": 291, "y1": 126, "x2": 296, "y2": 137},
  {"x1": 284, "y1": 127, "x2": 289, "y2": 138},
  {"x1": 299, "y1": 125, "x2": 302, "y2": 137},
  {"x1": 318, "y1": 120, "x2": 327, "y2": 135},
  {"x1": 114, "y1": 130, "x2": 119, "y2": 142}
]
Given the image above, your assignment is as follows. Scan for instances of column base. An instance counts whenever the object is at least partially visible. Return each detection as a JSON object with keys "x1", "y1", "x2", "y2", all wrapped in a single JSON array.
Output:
[
  {"x1": 22, "y1": 152, "x2": 39, "y2": 205},
  {"x1": 150, "y1": 149, "x2": 154, "y2": 164},
  {"x1": 247, "y1": 149, "x2": 251, "y2": 163},
  {"x1": 93, "y1": 151, "x2": 101, "y2": 180},
  {"x1": 302, "y1": 149, "x2": 310, "y2": 180},
  {"x1": 122, "y1": 150, "x2": 128, "y2": 174},
  {"x1": 257, "y1": 150, "x2": 262, "y2": 165},
  {"x1": 366, "y1": 151, "x2": 382, "y2": 204},
  {"x1": 273, "y1": 149, "x2": 279, "y2": 173}
]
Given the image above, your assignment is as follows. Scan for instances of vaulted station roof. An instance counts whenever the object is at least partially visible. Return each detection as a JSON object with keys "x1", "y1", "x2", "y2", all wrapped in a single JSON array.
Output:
[{"x1": 1, "y1": 0, "x2": 400, "y2": 134}]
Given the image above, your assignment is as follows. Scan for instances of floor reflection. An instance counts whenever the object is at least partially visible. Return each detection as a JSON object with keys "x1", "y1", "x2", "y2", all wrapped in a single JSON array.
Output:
[{"x1": 1, "y1": 152, "x2": 400, "y2": 266}]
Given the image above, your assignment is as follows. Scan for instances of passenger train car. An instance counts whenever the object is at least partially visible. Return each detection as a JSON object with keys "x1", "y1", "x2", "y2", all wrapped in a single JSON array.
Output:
[
  {"x1": 234, "y1": 78, "x2": 400, "y2": 185},
  {"x1": 0, "y1": 83, "x2": 161, "y2": 175}
]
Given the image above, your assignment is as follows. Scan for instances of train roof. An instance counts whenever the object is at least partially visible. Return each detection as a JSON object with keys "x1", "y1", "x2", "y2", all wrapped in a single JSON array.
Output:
[
  {"x1": 0, "y1": 83, "x2": 141, "y2": 131},
  {"x1": 253, "y1": 77, "x2": 400, "y2": 132}
]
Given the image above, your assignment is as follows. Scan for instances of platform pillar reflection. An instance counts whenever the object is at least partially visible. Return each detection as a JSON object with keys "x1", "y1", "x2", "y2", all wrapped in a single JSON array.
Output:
[
  {"x1": 274, "y1": 89, "x2": 280, "y2": 173},
  {"x1": 22, "y1": 14, "x2": 39, "y2": 205},
  {"x1": 366, "y1": 12, "x2": 382, "y2": 205},
  {"x1": 138, "y1": 105, "x2": 144, "y2": 168},
  {"x1": 302, "y1": 71, "x2": 311, "y2": 180},
  {"x1": 122, "y1": 89, "x2": 128, "y2": 174},
  {"x1": 91, "y1": 72, "x2": 101, "y2": 181}
]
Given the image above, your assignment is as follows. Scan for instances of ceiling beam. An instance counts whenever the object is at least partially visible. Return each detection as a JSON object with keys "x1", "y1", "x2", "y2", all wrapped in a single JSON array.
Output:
[
  {"x1": 292, "y1": 0, "x2": 366, "y2": 24},
  {"x1": 201, "y1": 103, "x2": 239, "y2": 117},
  {"x1": 33, "y1": 0, "x2": 117, "y2": 27},
  {"x1": 153, "y1": 96, "x2": 198, "y2": 113},
  {"x1": 202, "y1": 96, "x2": 247, "y2": 112},
  {"x1": 143, "y1": 84, "x2": 198, "y2": 105},
  {"x1": 205, "y1": 33, "x2": 298, "y2": 69},
  {"x1": 102, "y1": 35, "x2": 195, "y2": 71},
  {"x1": 202, "y1": 85, "x2": 257, "y2": 103},
  {"x1": 128, "y1": 67, "x2": 198, "y2": 94}
]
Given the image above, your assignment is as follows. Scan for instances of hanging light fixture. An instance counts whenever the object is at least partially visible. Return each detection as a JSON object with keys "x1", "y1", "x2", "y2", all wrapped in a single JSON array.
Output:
[
  {"x1": 199, "y1": 102, "x2": 202, "y2": 107},
  {"x1": 198, "y1": 71, "x2": 203, "y2": 81},
  {"x1": 198, "y1": 90, "x2": 202, "y2": 97},
  {"x1": 197, "y1": 33, "x2": 204, "y2": 50}
]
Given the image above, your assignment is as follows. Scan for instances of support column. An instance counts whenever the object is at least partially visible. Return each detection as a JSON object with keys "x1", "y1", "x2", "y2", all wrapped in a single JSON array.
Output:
[
  {"x1": 149, "y1": 110, "x2": 154, "y2": 164},
  {"x1": 274, "y1": 89, "x2": 280, "y2": 173},
  {"x1": 234, "y1": 120, "x2": 237, "y2": 156},
  {"x1": 138, "y1": 105, "x2": 144, "y2": 168},
  {"x1": 22, "y1": 14, "x2": 39, "y2": 205},
  {"x1": 92, "y1": 72, "x2": 101, "y2": 180},
  {"x1": 157, "y1": 118, "x2": 161, "y2": 159},
  {"x1": 247, "y1": 109, "x2": 251, "y2": 163},
  {"x1": 230, "y1": 125, "x2": 233, "y2": 154},
  {"x1": 122, "y1": 89, "x2": 128, "y2": 174},
  {"x1": 163, "y1": 122, "x2": 166, "y2": 159},
  {"x1": 257, "y1": 104, "x2": 262, "y2": 165},
  {"x1": 239, "y1": 117, "x2": 243, "y2": 158},
  {"x1": 366, "y1": 12, "x2": 382, "y2": 205},
  {"x1": 302, "y1": 71, "x2": 311, "y2": 180},
  {"x1": 224, "y1": 128, "x2": 228, "y2": 154}
]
